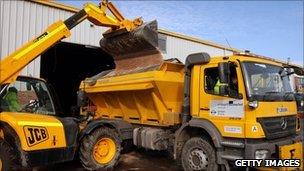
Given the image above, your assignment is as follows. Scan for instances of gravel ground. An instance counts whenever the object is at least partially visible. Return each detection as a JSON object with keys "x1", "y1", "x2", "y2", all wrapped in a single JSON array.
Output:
[
  {"x1": 28, "y1": 118, "x2": 304, "y2": 171},
  {"x1": 35, "y1": 149, "x2": 182, "y2": 171}
]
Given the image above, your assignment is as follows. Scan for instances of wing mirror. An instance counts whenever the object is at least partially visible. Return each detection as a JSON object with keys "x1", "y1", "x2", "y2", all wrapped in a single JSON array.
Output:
[
  {"x1": 218, "y1": 62, "x2": 243, "y2": 99},
  {"x1": 218, "y1": 62, "x2": 229, "y2": 84},
  {"x1": 219, "y1": 85, "x2": 243, "y2": 99},
  {"x1": 219, "y1": 85, "x2": 228, "y2": 96},
  {"x1": 228, "y1": 91, "x2": 243, "y2": 99}
]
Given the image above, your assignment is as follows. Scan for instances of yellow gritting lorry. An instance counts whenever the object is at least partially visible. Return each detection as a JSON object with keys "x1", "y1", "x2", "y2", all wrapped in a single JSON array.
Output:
[
  {"x1": 79, "y1": 52, "x2": 303, "y2": 170},
  {"x1": 0, "y1": 0, "x2": 159, "y2": 170}
]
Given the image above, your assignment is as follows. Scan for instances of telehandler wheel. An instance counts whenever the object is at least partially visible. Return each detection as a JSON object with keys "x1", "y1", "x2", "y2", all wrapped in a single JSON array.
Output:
[
  {"x1": 181, "y1": 137, "x2": 217, "y2": 171},
  {"x1": 0, "y1": 140, "x2": 17, "y2": 171},
  {"x1": 79, "y1": 127, "x2": 121, "y2": 170}
]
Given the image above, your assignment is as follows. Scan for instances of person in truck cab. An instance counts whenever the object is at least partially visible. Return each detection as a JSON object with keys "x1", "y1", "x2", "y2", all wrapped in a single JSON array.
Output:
[
  {"x1": 214, "y1": 78, "x2": 227, "y2": 94},
  {"x1": 213, "y1": 68, "x2": 238, "y2": 96}
]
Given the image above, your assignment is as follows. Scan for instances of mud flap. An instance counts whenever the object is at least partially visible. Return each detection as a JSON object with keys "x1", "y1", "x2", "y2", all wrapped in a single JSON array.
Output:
[{"x1": 56, "y1": 117, "x2": 79, "y2": 147}]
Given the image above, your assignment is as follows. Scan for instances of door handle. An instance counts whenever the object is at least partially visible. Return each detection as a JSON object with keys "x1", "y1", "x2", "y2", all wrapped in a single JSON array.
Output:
[{"x1": 200, "y1": 107, "x2": 210, "y2": 111}]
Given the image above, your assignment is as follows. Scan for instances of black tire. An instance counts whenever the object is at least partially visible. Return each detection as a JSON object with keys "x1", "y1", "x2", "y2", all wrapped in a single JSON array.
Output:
[
  {"x1": 79, "y1": 127, "x2": 121, "y2": 170},
  {"x1": 181, "y1": 137, "x2": 217, "y2": 171},
  {"x1": 0, "y1": 140, "x2": 17, "y2": 171}
]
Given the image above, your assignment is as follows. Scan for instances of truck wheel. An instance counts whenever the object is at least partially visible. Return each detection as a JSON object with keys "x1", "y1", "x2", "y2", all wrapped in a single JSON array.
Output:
[
  {"x1": 181, "y1": 137, "x2": 217, "y2": 171},
  {"x1": 79, "y1": 127, "x2": 121, "y2": 170},
  {"x1": 0, "y1": 141, "x2": 17, "y2": 171}
]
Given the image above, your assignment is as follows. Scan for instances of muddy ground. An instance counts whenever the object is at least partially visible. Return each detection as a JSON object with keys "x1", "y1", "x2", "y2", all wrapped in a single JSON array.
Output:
[{"x1": 36, "y1": 149, "x2": 182, "y2": 171}]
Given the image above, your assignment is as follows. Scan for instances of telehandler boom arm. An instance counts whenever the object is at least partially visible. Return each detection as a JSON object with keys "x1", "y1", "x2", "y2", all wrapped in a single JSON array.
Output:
[{"x1": 0, "y1": 0, "x2": 144, "y2": 85}]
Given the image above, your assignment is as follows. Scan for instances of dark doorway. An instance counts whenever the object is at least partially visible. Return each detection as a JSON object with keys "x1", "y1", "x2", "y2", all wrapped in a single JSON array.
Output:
[{"x1": 40, "y1": 42, "x2": 114, "y2": 116}]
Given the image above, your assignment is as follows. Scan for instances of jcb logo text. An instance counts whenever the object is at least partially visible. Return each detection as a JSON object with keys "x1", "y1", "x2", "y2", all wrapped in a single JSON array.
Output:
[{"x1": 23, "y1": 126, "x2": 49, "y2": 147}]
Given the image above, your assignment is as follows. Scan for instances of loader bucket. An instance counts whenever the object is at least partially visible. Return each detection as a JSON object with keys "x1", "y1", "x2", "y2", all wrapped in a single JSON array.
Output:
[{"x1": 100, "y1": 20, "x2": 159, "y2": 59}]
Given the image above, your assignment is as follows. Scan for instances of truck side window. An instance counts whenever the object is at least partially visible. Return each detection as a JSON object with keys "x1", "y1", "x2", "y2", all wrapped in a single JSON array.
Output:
[
  {"x1": 204, "y1": 66, "x2": 239, "y2": 96},
  {"x1": 204, "y1": 67, "x2": 219, "y2": 94}
]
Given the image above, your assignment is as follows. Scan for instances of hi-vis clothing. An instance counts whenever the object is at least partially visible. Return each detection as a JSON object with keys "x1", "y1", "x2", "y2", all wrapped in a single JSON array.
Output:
[
  {"x1": 214, "y1": 79, "x2": 227, "y2": 94},
  {"x1": 4, "y1": 91, "x2": 21, "y2": 112}
]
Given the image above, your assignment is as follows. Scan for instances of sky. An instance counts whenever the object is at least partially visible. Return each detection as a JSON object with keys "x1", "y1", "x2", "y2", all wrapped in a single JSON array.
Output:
[{"x1": 60, "y1": 0, "x2": 304, "y2": 66}]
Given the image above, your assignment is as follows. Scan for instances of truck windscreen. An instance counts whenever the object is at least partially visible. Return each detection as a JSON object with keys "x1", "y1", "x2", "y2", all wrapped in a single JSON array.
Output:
[{"x1": 242, "y1": 62, "x2": 294, "y2": 101}]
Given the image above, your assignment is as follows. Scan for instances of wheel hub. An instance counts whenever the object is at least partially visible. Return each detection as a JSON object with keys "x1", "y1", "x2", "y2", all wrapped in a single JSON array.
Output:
[
  {"x1": 96, "y1": 141, "x2": 110, "y2": 156},
  {"x1": 93, "y1": 138, "x2": 116, "y2": 164},
  {"x1": 188, "y1": 149, "x2": 208, "y2": 170}
]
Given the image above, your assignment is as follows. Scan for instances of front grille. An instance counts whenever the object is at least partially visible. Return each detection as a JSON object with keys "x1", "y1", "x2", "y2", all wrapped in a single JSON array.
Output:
[{"x1": 257, "y1": 116, "x2": 296, "y2": 140}]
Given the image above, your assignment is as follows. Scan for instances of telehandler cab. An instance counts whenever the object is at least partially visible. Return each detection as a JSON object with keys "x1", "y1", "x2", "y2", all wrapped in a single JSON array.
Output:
[{"x1": 0, "y1": 0, "x2": 158, "y2": 170}]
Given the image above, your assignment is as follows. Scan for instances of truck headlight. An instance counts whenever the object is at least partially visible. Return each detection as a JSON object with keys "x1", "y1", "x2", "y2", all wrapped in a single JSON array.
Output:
[
  {"x1": 255, "y1": 150, "x2": 268, "y2": 159},
  {"x1": 300, "y1": 100, "x2": 304, "y2": 107}
]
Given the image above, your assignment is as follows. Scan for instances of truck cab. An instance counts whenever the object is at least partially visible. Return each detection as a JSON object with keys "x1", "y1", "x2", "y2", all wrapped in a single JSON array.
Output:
[{"x1": 185, "y1": 53, "x2": 302, "y2": 168}]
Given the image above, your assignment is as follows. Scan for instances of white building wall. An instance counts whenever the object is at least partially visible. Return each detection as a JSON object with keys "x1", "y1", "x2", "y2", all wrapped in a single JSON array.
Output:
[
  {"x1": 163, "y1": 34, "x2": 233, "y2": 62},
  {"x1": 0, "y1": 0, "x2": 106, "y2": 77},
  {"x1": 0, "y1": 0, "x2": 237, "y2": 78}
]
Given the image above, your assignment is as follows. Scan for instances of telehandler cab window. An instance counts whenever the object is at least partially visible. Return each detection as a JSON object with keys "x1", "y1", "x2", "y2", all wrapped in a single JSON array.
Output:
[{"x1": 0, "y1": 78, "x2": 55, "y2": 115}]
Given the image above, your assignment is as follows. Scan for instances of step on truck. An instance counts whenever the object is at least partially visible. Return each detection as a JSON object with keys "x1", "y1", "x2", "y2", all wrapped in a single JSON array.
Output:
[{"x1": 79, "y1": 52, "x2": 303, "y2": 170}]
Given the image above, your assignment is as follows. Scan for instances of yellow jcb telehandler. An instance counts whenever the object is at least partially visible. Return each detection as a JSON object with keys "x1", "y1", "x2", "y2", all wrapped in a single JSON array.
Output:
[{"x1": 0, "y1": 0, "x2": 159, "y2": 170}]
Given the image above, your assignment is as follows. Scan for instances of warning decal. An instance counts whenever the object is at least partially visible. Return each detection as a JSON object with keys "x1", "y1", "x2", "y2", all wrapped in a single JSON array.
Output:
[
  {"x1": 224, "y1": 126, "x2": 242, "y2": 134},
  {"x1": 210, "y1": 100, "x2": 244, "y2": 118}
]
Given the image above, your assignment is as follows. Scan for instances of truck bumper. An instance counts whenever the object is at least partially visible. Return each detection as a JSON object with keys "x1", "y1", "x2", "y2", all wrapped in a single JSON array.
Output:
[
  {"x1": 243, "y1": 135, "x2": 303, "y2": 170},
  {"x1": 219, "y1": 134, "x2": 302, "y2": 162},
  {"x1": 244, "y1": 134, "x2": 302, "y2": 159},
  {"x1": 219, "y1": 134, "x2": 303, "y2": 170}
]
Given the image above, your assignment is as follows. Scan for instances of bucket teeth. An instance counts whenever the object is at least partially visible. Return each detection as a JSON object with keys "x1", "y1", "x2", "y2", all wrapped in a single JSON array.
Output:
[{"x1": 100, "y1": 20, "x2": 158, "y2": 59}]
